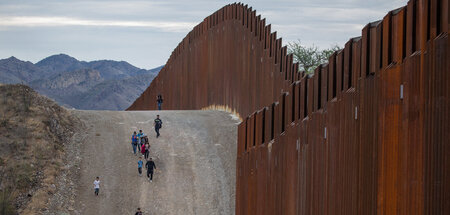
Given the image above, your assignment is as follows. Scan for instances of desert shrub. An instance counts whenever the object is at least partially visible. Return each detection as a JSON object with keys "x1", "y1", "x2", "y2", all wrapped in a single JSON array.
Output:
[
  {"x1": 10, "y1": 163, "x2": 34, "y2": 190},
  {"x1": 42, "y1": 120, "x2": 50, "y2": 127},
  {"x1": 9, "y1": 141, "x2": 19, "y2": 152},
  {"x1": 0, "y1": 190, "x2": 15, "y2": 215},
  {"x1": 53, "y1": 141, "x2": 63, "y2": 151},
  {"x1": 9, "y1": 141, "x2": 26, "y2": 153},
  {"x1": 34, "y1": 145, "x2": 50, "y2": 160},
  {"x1": 22, "y1": 92, "x2": 29, "y2": 113},
  {"x1": 0, "y1": 119, "x2": 7, "y2": 127}
]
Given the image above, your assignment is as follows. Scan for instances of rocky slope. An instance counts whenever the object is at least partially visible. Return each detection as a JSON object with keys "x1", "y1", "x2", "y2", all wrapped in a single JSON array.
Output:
[
  {"x1": 0, "y1": 54, "x2": 162, "y2": 110},
  {"x1": 0, "y1": 84, "x2": 82, "y2": 214},
  {"x1": 0, "y1": 57, "x2": 42, "y2": 84},
  {"x1": 32, "y1": 69, "x2": 103, "y2": 91}
]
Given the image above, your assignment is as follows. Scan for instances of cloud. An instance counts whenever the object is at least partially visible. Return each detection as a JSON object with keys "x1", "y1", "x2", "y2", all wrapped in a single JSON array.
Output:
[
  {"x1": 0, "y1": 16, "x2": 196, "y2": 32},
  {"x1": 0, "y1": 0, "x2": 409, "y2": 68}
]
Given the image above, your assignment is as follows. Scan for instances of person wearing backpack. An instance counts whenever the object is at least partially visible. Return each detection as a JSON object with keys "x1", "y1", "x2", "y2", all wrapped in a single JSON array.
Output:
[
  {"x1": 140, "y1": 136, "x2": 148, "y2": 155},
  {"x1": 154, "y1": 115, "x2": 162, "y2": 138},
  {"x1": 131, "y1": 131, "x2": 138, "y2": 154},
  {"x1": 137, "y1": 130, "x2": 144, "y2": 150},
  {"x1": 157, "y1": 94, "x2": 163, "y2": 110}
]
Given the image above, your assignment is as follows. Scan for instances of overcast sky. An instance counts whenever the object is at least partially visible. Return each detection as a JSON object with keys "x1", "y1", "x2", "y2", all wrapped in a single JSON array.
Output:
[{"x1": 0, "y1": 0, "x2": 407, "y2": 69}]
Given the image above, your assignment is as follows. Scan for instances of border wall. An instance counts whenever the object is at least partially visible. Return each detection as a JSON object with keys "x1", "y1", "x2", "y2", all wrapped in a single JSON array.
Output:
[
  {"x1": 127, "y1": 3, "x2": 298, "y2": 118},
  {"x1": 128, "y1": 1, "x2": 449, "y2": 214}
]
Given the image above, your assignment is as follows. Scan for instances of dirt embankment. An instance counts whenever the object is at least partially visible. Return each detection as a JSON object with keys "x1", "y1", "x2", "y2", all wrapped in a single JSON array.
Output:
[{"x1": 0, "y1": 84, "x2": 82, "y2": 214}]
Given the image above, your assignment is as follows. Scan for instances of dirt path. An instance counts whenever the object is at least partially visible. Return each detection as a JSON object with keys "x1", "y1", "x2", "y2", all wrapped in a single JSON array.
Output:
[{"x1": 71, "y1": 110, "x2": 238, "y2": 215}]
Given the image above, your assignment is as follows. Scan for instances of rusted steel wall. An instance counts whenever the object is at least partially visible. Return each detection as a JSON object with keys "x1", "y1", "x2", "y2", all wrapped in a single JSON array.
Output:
[
  {"x1": 127, "y1": 3, "x2": 297, "y2": 119},
  {"x1": 237, "y1": 0, "x2": 449, "y2": 214},
  {"x1": 128, "y1": 1, "x2": 449, "y2": 214}
]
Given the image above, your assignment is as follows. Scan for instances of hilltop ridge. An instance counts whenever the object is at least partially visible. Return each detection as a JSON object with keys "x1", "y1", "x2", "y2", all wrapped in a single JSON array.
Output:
[{"x1": 0, "y1": 54, "x2": 163, "y2": 110}]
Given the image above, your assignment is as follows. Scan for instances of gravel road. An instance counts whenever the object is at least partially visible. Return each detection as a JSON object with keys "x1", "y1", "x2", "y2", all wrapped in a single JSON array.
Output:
[{"x1": 72, "y1": 110, "x2": 238, "y2": 215}]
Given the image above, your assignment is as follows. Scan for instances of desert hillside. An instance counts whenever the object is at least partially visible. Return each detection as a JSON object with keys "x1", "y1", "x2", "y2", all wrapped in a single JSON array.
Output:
[{"x1": 0, "y1": 84, "x2": 82, "y2": 214}]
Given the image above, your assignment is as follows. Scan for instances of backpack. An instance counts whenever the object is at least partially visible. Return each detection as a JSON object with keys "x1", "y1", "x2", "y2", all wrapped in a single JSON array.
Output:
[{"x1": 155, "y1": 119, "x2": 162, "y2": 128}]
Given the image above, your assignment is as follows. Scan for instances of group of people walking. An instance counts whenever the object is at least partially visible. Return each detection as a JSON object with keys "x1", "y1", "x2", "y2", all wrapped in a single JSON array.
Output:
[
  {"x1": 92, "y1": 95, "x2": 165, "y2": 214},
  {"x1": 131, "y1": 114, "x2": 163, "y2": 182},
  {"x1": 137, "y1": 157, "x2": 156, "y2": 181},
  {"x1": 132, "y1": 130, "x2": 151, "y2": 158}
]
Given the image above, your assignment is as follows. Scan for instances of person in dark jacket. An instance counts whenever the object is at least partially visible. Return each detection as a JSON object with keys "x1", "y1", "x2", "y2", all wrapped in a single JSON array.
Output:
[
  {"x1": 144, "y1": 142, "x2": 150, "y2": 160},
  {"x1": 135, "y1": 207, "x2": 143, "y2": 215},
  {"x1": 145, "y1": 157, "x2": 157, "y2": 182},
  {"x1": 157, "y1": 94, "x2": 163, "y2": 110},
  {"x1": 154, "y1": 115, "x2": 162, "y2": 138}
]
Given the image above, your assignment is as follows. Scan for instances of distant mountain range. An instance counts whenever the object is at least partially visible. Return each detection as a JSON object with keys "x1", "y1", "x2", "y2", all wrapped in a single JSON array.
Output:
[{"x1": 0, "y1": 54, "x2": 162, "y2": 110}]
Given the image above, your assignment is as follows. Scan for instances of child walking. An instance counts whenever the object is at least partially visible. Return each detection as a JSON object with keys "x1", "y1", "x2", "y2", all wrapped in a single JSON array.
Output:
[
  {"x1": 93, "y1": 176, "x2": 100, "y2": 196},
  {"x1": 137, "y1": 157, "x2": 144, "y2": 176}
]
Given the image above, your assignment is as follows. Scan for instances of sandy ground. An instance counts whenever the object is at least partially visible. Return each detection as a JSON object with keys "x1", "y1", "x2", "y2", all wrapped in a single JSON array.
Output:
[{"x1": 71, "y1": 110, "x2": 238, "y2": 215}]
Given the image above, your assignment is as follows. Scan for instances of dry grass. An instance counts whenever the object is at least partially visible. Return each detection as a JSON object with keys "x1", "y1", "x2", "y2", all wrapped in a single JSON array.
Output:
[{"x1": 0, "y1": 84, "x2": 79, "y2": 214}]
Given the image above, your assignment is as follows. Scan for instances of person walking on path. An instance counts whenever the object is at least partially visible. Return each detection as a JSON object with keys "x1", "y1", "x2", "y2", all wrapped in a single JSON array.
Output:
[
  {"x1": 145, "y1": 158, "x2": 157, "y2": 182},
  {"x1": 141, "y1": 142, "x2": 146, "y2": 156},
  {"x1": 154, "y1": 115, "x2": 162, "y2": 138},
  {"x1": 135, "y1": 208, "x2": 143, "y2": 215},
  {"x1": 143, "y1": 135, "x2": 148, "y2": 145},
  {"x1": 157, "y1": 94, "x2": 163, "y2": 110},
  {"x1": 137, "y1": 130, "x2": 144, "y2": 150},
  {"x1": 93, "y1": 177, "x2": 100, "y2": 196},
  {"x1": 144, "y1": 142, "x2": 150, "y2": 160},
  {"x1": 140, "y1": 136, "x2": 148, "y2": 155},
  {"x1": 137, "y1": 157, "x2": 144, "y2": 176},
  {"x1": 131, "y1": 131, "x2": 138, "y2": 154}
]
